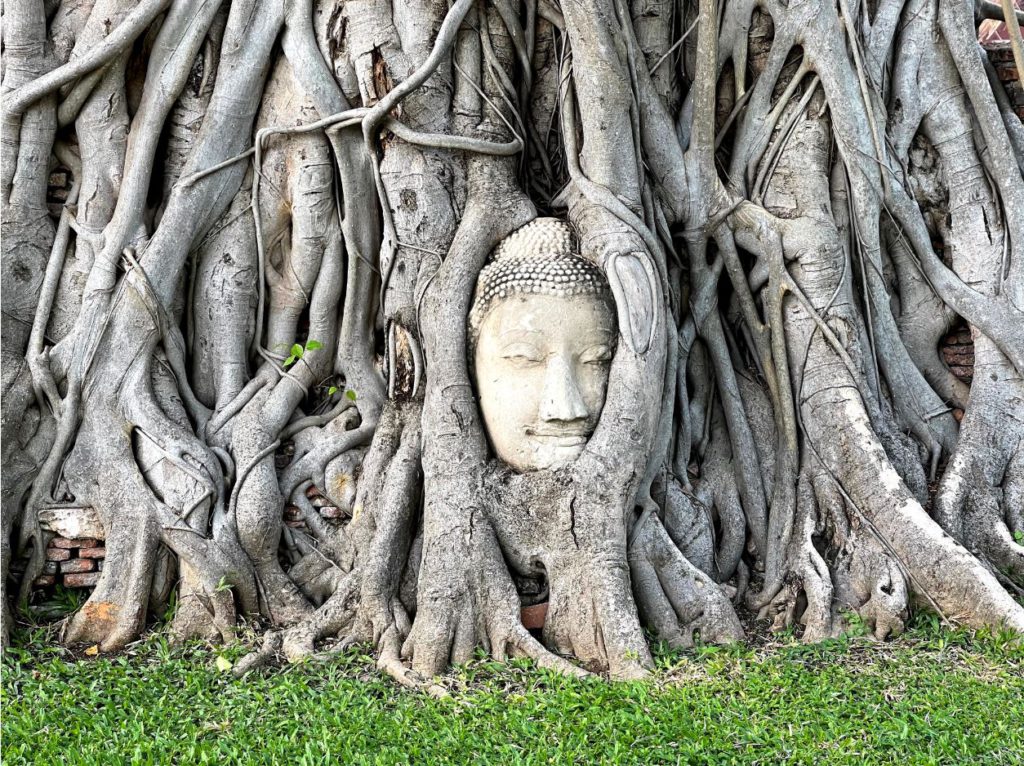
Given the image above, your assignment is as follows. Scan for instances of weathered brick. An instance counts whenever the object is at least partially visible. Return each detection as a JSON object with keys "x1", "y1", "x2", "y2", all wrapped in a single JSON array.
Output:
[
  {"x1": 285, "y1": 520, "x2": 307, "y2": 529},
  {"x1": 79, "y1": 547, "x2": 106, "y2": 559},
  {"x1": 51, "y1": 537, "x2": 99, "y2": 549},
  {"x1": 46, "y1": 547, "x2": 72, "y2": 561},
  {"x1": 43, "y1": 561, "x2": 59, "y2": 574},
  {"x1": 63, "y1": 572, "x2": 100, "y2": 588},
  {"x1": 283, "y1": 506, "x2": 303, "y2": 521},
  {"x1": 38, "y1": 507, "x2": 104, "y2": 540},
  {"x1": 950, "y1": 369, "x2": 974, "y2": 384},
  {"x1": 521, "y1": 602, "x2": 548, "y2": 630},
  {"x1": 319, "y1": 506, "x2": 344, "y2": 519},
  {"x1": 944, "y1": 352, "x2": 973, "y2": 366},
  {"x1": 60, "y1": 558, "x2": 96, "y2": 574},
  {"x1": 33, "y1": 575, "x2": 57, "y2": 588}
]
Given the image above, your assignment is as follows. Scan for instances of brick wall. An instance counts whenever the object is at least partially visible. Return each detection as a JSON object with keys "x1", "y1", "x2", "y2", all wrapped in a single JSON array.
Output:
[
  {"x1": 47, "y1": 169, "x2": 72, "y2": 217},
  {"x1": 14, "y1": 488, "x2": 346, "y2": 591},
  {"x1": 35, "y1": 538, "x2": 104, "y2": 589},
  {"x1": 941, "y1": 323, "x2": 975, "y2": 385},
  {"x1": 987, "y1": 43, "x2": 1024, "y2": 120}
]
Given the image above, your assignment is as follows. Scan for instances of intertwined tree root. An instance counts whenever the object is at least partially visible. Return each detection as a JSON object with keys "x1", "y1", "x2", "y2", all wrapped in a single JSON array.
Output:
[{"x1": 2, "y1": 0, "x2": 1023, "y2": 681}]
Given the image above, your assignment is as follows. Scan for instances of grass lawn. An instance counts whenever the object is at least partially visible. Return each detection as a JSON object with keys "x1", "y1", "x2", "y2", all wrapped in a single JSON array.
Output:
[{"x1": 2, "y1": 614, "x2": 1022, "y2": 765}]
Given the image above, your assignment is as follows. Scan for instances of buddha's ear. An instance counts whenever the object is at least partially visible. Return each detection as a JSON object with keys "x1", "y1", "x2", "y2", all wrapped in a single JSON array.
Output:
[
  {"x1": 565, "y1": 189, "x2": 660, "y2": 355},
  {"x1": 606, "y1": 251, "x2": 658, "y2": 355}
]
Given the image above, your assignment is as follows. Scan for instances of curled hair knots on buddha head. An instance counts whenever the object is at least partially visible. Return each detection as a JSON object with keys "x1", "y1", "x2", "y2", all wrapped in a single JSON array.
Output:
[{"x1": 468, "y1": 217, "x2": 615, "y2": 351}]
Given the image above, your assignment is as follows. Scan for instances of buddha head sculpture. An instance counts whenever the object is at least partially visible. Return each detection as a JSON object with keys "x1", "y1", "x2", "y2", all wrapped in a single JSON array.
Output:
[{"x1": 469, "y1": 218, "x2": 617, "y2": 472}]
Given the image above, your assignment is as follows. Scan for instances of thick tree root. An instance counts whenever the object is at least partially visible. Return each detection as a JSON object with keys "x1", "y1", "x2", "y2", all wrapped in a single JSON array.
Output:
[{"x1": 6, "y1": 0, "x2": 1024, "y2": 679}]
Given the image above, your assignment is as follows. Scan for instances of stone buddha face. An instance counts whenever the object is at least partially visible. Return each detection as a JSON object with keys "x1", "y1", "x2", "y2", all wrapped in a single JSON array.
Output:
[{"x1": 469, "y1": 219, "x2": 617, "y2": 472}]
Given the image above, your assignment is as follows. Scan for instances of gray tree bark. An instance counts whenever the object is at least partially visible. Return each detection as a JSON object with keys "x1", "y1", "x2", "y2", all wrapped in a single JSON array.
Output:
[{"x1": 2, "y1": 0, "x2": 1023, "y2": 681}]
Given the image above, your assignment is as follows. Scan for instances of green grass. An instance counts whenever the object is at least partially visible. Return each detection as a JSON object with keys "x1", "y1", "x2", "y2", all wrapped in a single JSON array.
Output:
[{"x1": 2, "y1": 617, "x2": 1022, "y2": 765}]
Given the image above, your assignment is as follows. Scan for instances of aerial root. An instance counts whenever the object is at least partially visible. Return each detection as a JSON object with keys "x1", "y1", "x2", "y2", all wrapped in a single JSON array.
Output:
[
  {"x1": 630, "y1": 511, "x2": 745, "y2": 649},
  {"x1": 761, "y1": 468, "x2": 912, "y2": 642}
]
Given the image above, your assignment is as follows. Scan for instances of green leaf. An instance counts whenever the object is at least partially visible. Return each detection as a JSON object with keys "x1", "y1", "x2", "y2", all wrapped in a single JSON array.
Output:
[
  {"x1": 290, "y1": 343, "x2": 304, "y2": 359},
  {"x1": 305, "y1": 339, "x2": 322, "y2": 351},
  {"x1": 345, "y1": 389, "x2": 357, "y2": 401},
  {"x1": 328, "y1": 386, "x2": 338, "y2": 396},
  {"x1": 283, "y1": 356, "x2": 296, "y2": 368},
  {"x1": 215, "y1": 655, "x2": 232, "y2": 673}
]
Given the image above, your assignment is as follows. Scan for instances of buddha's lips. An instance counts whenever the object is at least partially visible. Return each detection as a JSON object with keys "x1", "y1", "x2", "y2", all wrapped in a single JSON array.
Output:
[{"x1": 524, "y1": 429, "x2": 590, "y2": 445}]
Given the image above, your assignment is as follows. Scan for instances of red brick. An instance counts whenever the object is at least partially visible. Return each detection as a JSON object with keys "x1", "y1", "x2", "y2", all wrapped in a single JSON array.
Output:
[
  {"x1": 60, "y1": 559, "x2": 96, "y2": 574},
  {"x1": 521, "y1": 602, "x2": 548, "y2": 630},
  {"x1": 283, "y1": 506, "x2": 303, "y2": 521},
  {"x1": 944, "y1": 353, "x2": 973, "y2": 366},
  {"x1": 319, "y1": 506, "x2": 344, "y2": 519},
  {"x1": 51, "y1": 537, "x2": 100, "y2": 549},
  {"x1": 63, "y1": 572, "x2": 100, "y2": 588},
  {"x1": 285, "y1": 520, "x2": 306, "y2": 528},
  {"x1": 33, "y1": 575, "x2": 57, "y2": 588},
  {"x1": 46, "y1": 547, "x2": 71, "y2": 561},
  {"x1": 79, "y1": 547, "x2": 106, "y2": 559},
  {"x1": 305, "y1": 485, "x2": 323, "y2": 499}
]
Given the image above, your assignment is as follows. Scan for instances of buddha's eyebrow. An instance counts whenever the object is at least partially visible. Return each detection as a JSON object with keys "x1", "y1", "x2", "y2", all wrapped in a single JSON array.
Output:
[{"x1": 497, "y1": 328, "x2": 543, "y2": 338}]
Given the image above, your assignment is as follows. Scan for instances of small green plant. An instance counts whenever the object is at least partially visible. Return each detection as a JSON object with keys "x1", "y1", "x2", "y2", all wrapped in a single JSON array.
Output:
[
  {"x1": 1013, "y1": 529, "x2": 1023, "y2": 545},
  {"x1": 323, "y1": 383, "x2": 357, "y2": 401},
  {"x1": 841, "y1": 610, "x2": 870, "y2": 638},
  {"x1": 283, "y1": 339, "x2": 323, "y2": 368},
  {"x1": 159, "y1": 588, "x2": 178, "y2": 626},
  {"x1": 29, "y1": 585, "x2": 86, "y2": 622}
]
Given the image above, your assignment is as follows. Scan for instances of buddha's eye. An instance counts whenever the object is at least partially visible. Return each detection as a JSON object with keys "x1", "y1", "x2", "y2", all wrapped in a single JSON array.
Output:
[
  {"x1": 580, "y1": 345, "x2": 613, "y2": 365},
  {"x1": 501, "y1": 344, "x2": 544, "y2": 366}
]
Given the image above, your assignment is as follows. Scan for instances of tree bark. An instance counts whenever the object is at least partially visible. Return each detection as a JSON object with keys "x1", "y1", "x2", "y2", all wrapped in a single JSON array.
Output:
[{"x1": 2, "y1": 0, "x2": 1023, "y2": 672}]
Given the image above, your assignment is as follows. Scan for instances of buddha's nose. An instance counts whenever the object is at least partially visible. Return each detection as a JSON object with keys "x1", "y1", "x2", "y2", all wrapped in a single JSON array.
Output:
[{"x1": 539, "y1": 356, "x2": 589, "y2": 422}]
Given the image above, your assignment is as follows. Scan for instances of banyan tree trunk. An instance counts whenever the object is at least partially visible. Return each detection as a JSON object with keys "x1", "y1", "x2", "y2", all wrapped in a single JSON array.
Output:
[{"x1": 2, "y1": 0, "x2": 1023, "y2": 681}]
